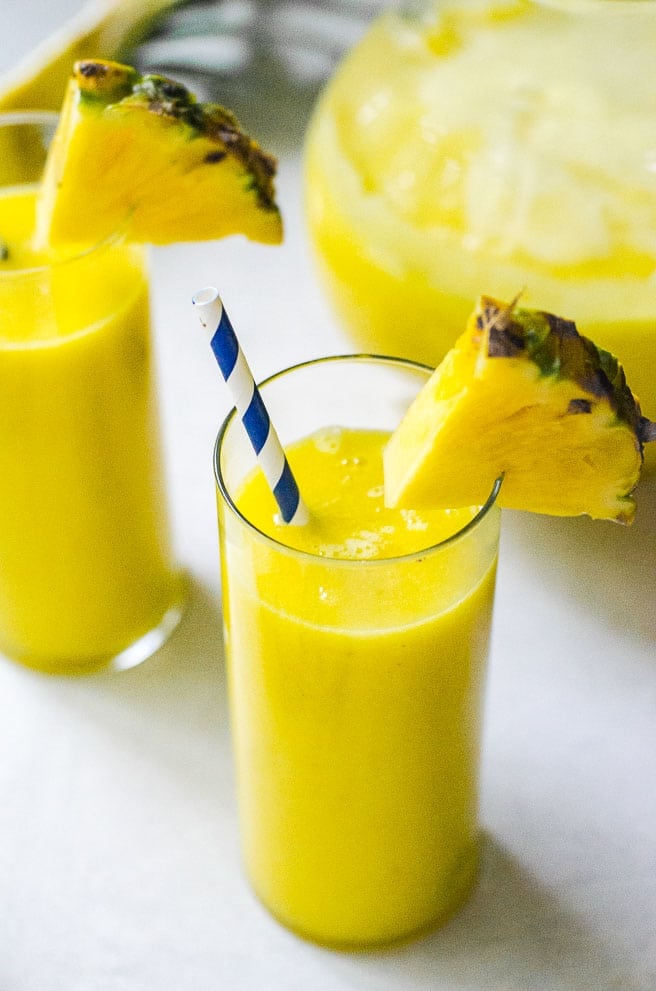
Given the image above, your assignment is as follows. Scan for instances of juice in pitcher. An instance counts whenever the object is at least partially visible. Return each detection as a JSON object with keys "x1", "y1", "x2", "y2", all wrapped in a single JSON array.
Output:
[{"x1": 305, "y1": 0, "x2": 656, "y2": 413}]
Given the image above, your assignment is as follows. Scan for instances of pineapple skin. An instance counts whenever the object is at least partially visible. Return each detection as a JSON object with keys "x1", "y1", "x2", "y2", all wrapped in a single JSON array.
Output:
[
  {"x1": 384, "y1": 297, "x2": 654, "y2": 524},
  {"x1": 37, "y1": 59, "x2": 282, "y2": 248},
  {"x1": 74, "y1": 61, "x2": 279, "y2": 216},
  {"x1": 475, "y1": 296, "x2": 650, "y2": 446}
]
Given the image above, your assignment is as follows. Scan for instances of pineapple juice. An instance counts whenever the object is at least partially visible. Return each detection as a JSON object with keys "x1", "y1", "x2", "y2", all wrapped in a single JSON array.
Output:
[
  {"x1": 0, "y1": 186, "x2": 181, "y2": 673},
  {"x1": 304, "y1": 0, "x2": 656, "y2": 415},
  {"x1": 215, "y1": 357, "x2": 501, "y2": 947}
]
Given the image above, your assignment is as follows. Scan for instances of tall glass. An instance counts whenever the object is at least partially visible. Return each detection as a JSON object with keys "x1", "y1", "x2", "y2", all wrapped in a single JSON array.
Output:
[
  {"x1": 215, "y1": 355, "x2": 501, "y2": 947},
  {"x1": 0, "y1": 113, "x2": 184, "y2": 675}
]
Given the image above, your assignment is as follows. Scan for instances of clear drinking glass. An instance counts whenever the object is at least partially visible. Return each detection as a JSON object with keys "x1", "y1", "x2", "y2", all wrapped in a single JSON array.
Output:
[
  {"x1": 215, "y1": 354, "x2": 501, "y2": 947},
  {"x1": 0, "y1": 113, "x2": 185, "y2": 675}
]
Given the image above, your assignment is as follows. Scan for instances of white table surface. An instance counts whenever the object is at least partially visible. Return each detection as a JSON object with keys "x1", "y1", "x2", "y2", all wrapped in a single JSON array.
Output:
[{"x1": 2, "y1": 3, "x2": 655, "y2": 989}]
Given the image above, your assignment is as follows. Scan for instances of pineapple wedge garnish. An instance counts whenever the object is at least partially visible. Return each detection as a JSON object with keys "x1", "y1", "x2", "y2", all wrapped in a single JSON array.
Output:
[
  {"x1": 384, "y1": 296, "x2": 656, "y2": 524},
  {"x1": 36, "y1": 59, "x2": 282, "y2": 247}
]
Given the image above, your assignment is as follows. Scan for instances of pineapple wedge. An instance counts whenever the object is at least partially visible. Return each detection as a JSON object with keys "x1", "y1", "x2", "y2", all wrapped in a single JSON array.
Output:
[
  {"x1": 384, "y1": 296, "x2": 656, "y2": 524},
  {"x1": 36, "y1": 59, "x2": 282, "y2": 247}
]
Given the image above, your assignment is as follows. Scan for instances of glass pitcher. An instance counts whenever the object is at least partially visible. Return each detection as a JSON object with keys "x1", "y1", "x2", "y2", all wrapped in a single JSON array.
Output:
[{"x1": 304, "y1": 0, "x2": 656, "y2": 415}]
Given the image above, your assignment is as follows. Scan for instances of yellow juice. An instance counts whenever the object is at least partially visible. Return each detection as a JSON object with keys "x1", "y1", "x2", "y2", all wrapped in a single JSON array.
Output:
[
  {"x1": 217, "y1": 417, "x2": 499, "y2": 947},
  {"x1": 304, "y1": 0, "x2": 656, "y2": 416},
  {"x1": 0, "y1": 187, "x2": 181, "y2": 673}
]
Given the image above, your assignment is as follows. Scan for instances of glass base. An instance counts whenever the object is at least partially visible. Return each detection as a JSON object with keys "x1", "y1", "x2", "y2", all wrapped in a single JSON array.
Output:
[
  {"x1": 1, "y1": 573, "x2": 188, "y2": 677},
  {"x1": 101, "y1": 575, "x2": 188, "y2": 675},
  {"x1": 246, "y1": 845, "x2": 480, "y2": 951}
]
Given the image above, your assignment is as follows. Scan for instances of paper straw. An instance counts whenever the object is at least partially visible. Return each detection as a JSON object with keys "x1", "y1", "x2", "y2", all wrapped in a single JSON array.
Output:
[{"x1": 192, "y1": 287, "x2": 309, "y2": 526}]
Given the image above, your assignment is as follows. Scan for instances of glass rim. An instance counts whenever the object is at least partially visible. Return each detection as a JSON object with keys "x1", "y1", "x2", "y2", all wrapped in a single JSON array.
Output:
[
  {"x1": 213, "y1": 353, "x2": 502, "y2": 567},
  {"x1": 0, "y1": 110, "x2": 132, "y2": 278}
]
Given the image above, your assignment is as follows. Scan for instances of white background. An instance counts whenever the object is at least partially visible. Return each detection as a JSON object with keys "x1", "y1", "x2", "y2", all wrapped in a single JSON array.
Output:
[{"x1": 1, "y1": 2, "x2": 655, "y2": 989}]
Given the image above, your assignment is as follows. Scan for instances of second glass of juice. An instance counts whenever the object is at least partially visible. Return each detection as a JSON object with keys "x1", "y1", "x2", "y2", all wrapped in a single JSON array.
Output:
[
  {"x1": 0, "y1": 113, "x2": 185, "y2": 674},
  {"x1": 215, "y1": 355, "x2": 501, "y2": 947}
]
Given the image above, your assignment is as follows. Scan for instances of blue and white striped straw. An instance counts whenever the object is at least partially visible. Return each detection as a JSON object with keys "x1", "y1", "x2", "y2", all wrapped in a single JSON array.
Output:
[{"x1": 192, "y1": 286, "x2": 309, "y2": 526}]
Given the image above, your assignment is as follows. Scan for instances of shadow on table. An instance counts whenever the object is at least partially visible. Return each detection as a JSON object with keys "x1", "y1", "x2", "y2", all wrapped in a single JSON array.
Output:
[
  {"x1": 324, "y1": 836, "x2": 646, "y2": 991},
  {"x1": 502, "y1": 464, "x2": 656, "y2": 643},
  {"x1": 98, "y1": 574, "x2": 226, "y2": 699},
  {"x1": 42, "y1": 577, "x2": 230, "y2": 789},
  {"x1": 126, "y1": 574, "x2": 227, "y2": 694}
]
